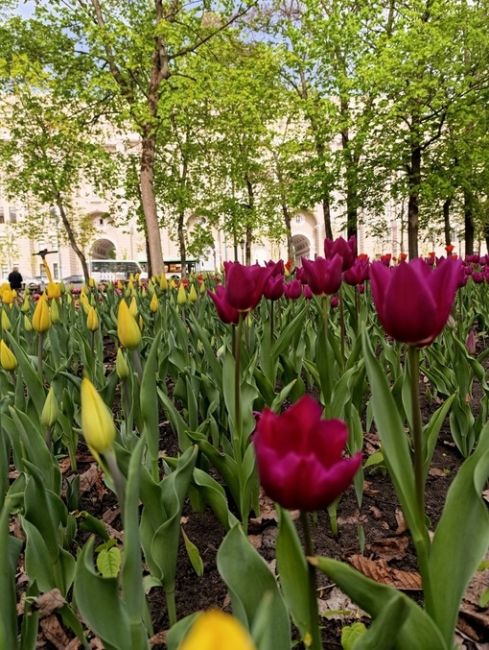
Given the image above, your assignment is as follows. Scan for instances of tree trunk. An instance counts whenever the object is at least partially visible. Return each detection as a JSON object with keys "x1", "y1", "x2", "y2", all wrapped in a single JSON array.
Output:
[
  {"x1": 272, "y1": 152, "x2": 294, "y2": 260},
  {"x1": 443, "y1": 197, "x2": 452, "y2": 247},
  {"x1": 464, "y1": 188, "x2": 474, "y2": 256},
  {"x1": 340, "y1": 95, "x2": 358, "y2": 241},
  {"x1": 140, "y1": 133, "x2": 164, "y2": 276},
  {"x1": 407, "y1": 143, "x2": 421, "y2": 259},
  {"x1": 245, "y1": 175, "x2": 255, "y2": 265},
  {"x1": 177, "y1": 210, "x2": 187, "y2": 277},
  {"x1": 56, "y1": 195, "x2": 90, "y2": 283},
  {"x1": 322, "y1": 197, "x2": 333, "y2": 240},
  {"x1": 484, "y1": 222, "x2": 489, "y2": 256}
]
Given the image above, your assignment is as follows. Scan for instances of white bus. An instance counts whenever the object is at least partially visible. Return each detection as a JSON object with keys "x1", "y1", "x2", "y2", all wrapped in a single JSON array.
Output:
[{"x1": 90, "y1": 260, "x2": 147, "y2": 282}]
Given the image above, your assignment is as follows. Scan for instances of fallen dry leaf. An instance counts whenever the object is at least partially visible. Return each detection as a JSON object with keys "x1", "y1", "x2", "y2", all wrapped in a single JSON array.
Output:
[
  {"x1": 102, "y1": 507, "x2": 120, "y2": 525},
  {"x1": 35, "y1": 589, "x2": 65, "y2": 618},
  {"x1": 318, "y1": 586, "x2": 365, "y2": 620},
  {"x1": 248, "y1": 534, "x2": 263, "y2": 549},
  {"x1": 368, "y1": 536, "x2": 409, "y2": 561},
  {"x1": 368, "y1": 505, "x2": 382, "y2": 520},
  {"x1": 65, "y1": 638, "x2": 81, "y2": 650},
  {"x1": 39, "y1": 615, "x2": 71, "y2": 649},
  {"x1": 349, "y1": 554, "x2": 422, "y2": 591},
  {"x1": 428, "y1": 467, "x2": 450, "y2": 477},
  {"x1": 337, "y1": 511, "x2": 368, "y2": 526},
  {"x1": 79, "y1": 464, "x2": 102, "y2": 494},
  {"x1": 394, "y1": 508, "x2": 408, "y2": 534},
  {"x1": 249, "y1": 492, "x2": 278, "y2": 529},
  {"x1": 58, "y1": 458, "x2": 73, "y2": 474},
  {"x1": 149, "y1": 631, "x2": 168, "y2": 646},
  {"x1": 363, "y1": 480, "x2": 380, "y2": 496}
]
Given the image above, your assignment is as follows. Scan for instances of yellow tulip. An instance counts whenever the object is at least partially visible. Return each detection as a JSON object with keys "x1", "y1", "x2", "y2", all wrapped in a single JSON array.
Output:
[
  {"x1": 87, "y1": 306, "x2": 99, "y2": 331},
  {"x1": 1, "y1": 287, "x2": 15, "y2": 304},
  {"x1": 159, "y1": 274, "x2": 168, "y2": 291},
  {"x1": 117, "y1": 300, "x2": 141, "y2": 349},
  {"x1": 50, "y1": 298, "x2": 60, "y2": 323},
  {"x1": 117, "y1": 280, "x2": 124, "y2": 290},
  {"x1": 41, "y1": 386, "x2": 59, "y2": 428},
  {"x1": 199, "y1": 281, "x2": 206, "y2": 294},
  {"x1": 170, "y1": 279, "x2": 177, "y2": 290},
  {"x1": 115, "y1": 348, "x2": 130, "y2": 380},
  {"x1": 24, "y1": 315, "x2": 33, "y2": 332},
  {"x1": 179, "y1": 610, "x2": 255, "y2": 650},
  {"x1": 188, "y1": 285, "x2": 198, "y2": 303},
  {"x1": 1, "y1": 309, "x2": 11, "y2": 331},
  {"x1": 47, "y1": 282, "x2": 61, "y2": 300},
  {"x1": 0, "y1": 339, "x2": 17, "y2": 371},
  {"x1": 177, "y1": 284, "x2": 187, "y2": 305},
  {"x1": 129, "y1": 296, "x2": 138, "y2": 316},
  {"x1": 32, "y1": 295, "x2": 51, "y2": 333},
  {"x1": 80, "y1": 293, "x2": 91, "y2": 315},
  {"x1": 80, "y1": 377, "x2": 116, "y2": 455},
  {"x1": 88, "y1": 277, "x2": 96, "y2": 288},
  {"x1": 149, "y1": 292, "x2": 158, "y2": 313}
]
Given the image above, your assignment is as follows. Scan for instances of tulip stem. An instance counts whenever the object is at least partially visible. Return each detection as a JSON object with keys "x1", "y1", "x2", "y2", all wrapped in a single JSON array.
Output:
[
  {"x1": 408, "y1": 345, "x2": 425, "y2": 522},
  {"x1": 37, "y1": 332, "x2": 44, "y2": 380},
  {"x1": 300, "y1": 511, "x2": 322, "y2": 650},
  {"x1": 339, "y1": 287, "x2": 345, "y2": 367},
  {"x1": 105, "y1": 449, "x2": 125, "y2": 516},
  {"x1": 234, "y1": 314, "x2": 244, "y2": 459},
  {"x1": 130, "y1": 349, "x2": 143, "y2": 383},
  {"x1": 270, "y1": 299, "x2": 274, "y2": 341}
]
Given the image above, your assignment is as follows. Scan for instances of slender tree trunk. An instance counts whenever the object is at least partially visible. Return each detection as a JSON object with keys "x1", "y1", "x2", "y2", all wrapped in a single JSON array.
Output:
[
  {"x1": 273, "y1": 152, "x2": 294, "y2": 260},
  {"x1": 484, "y1": 222, "x2": 489, "y2": 256},
  {"x1": 245, "y1": 175, "x2": 255, "y2": 265},
  {"x1": 133, "y1": 157, "x2": 153, "y2": 277},
  {"x1": 56, "y1": 196, "x2": 90, "y2": 283},
  {"x1": 140, "y1": 133, "x2": 164, "y2": 276},
  {"x1": 177, "y1": 210, "x2": 187, "y2": 277},
  {"x1": 407, "y1": 143, "x2": 421, "y2": 259},
  {"x1": 464, "y1": 188, "x2": 474, "y2": 256},
  {"x1": 443, "y1": 197, "x2": 452, "y2": 247},
  {"x1": 322, "y1": 197, "x2": 333, "y2": 240},
  {"x1": 340, "y1": 96, "x2": 358, "y2": 241}
]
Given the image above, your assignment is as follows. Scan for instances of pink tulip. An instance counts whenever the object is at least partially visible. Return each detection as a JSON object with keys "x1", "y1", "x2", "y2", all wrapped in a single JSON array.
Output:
[
  {"x1": 253, "y1": 396, "x2": 362, "y2": 511},
  {"x1": 223, "y1": 262, "x2": 273, "y2": 312},
  {"x1": 324, "y1": 235, "x2": 356, "y2": 271},
  {"x1": 301, "y1": 255, "x2": 343, "y2": 296},
  {"x1": 284, "y1": 279, "x2": 302, "y2": 300},
  {"x1": 207, "y1": 286, "x2": 240, "y2": 324}
]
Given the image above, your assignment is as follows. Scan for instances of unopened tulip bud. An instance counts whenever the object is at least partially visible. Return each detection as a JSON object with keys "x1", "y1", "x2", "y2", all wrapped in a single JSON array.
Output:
[
  {"x1": 149, "y1": 292, "x2": 158, "y2": 312},
  {"x1": 88, "y1": 277, "x2": 96, "y2": 288},
  {"x1": 159, "y1": 274, "x2": 168, "y2": 291},
  {"x1": 199, "y1": 281, "x2": 206, "y2": 294},
  {"x1": 24, "y1": 315, "x2": 33, "y2": 331},
  {"x1": 50, "y1": 299, "x2": 60, "y2": 323},
  {"x1": 32, "y1": 295, "x2": 51, "y2": 332},
  {"x1": 117, "y1": 300, "x2": 141, "y2": 349},
  {"x1": 87, "y1": 306, "x2": 99, "y2": 331},
  {"x1": 180, "y1": 610, "x2": 255, "y2": 650},
  {"x1": 1, "y1": 309, "x2": 11, "y2": 331},
  {"x1": 116, "y1": 348, "x2": 130, "y2": 380},
  {"x1": 81, "y1": 377, "x2": 116, "y2": 454},
  {"x1": 177, "y1": 284, "x2": 187, "y2": 305},
  {"x1": 41, "y1": 386, "x2": 59, "y2": 428},
  {"x1": 0, "y1": 339, "x2": 17, "y2": 371},
  {"x1": 21, "y1": 292, "x2": 31, "y2": 313},
  {"x1": 188, "y1": 285, "x2": 198, "y2": 303},
  {"x1": 129, "y1": 296, "x2": 138, "y2": 316}
]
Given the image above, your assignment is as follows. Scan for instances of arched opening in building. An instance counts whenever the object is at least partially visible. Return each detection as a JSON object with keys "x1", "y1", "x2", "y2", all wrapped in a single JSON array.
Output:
[
  {"x1": 91, "y1": 238, "x2": 116, "y2": 260},
  {"x1": 291, "y1": 234, "x2": 311, "y2": 266}
]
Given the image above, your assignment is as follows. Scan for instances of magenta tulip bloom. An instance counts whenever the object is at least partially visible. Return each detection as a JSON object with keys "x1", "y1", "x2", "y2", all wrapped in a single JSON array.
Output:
[
  {"x1": 301, "y1": 255, "x2": 343, "y2": 295},
  {"x1": 284, "y1": 279, "x2": 302, "y2": 300},
  {"x1": 253, "y1": 396, "x2": 362, "y2": 511},
  {"x1": 223, "y1": 262, "x2": 273, "y2": 312},
  {"x1": 370, "y1": 257, "x2": 462, "y2": 347},
  {"x1": 264, "y1": 274, "x2": 284, "y2": 301},
  {"x1": 343, "y1": 258, "x2": 370, "y2": 286},
  {"x1": 208, "y1": 286, "x2": 240, "y2": 324},
  {"x1": 324, "y1": 235, "x2": 357, "y2": 271}
]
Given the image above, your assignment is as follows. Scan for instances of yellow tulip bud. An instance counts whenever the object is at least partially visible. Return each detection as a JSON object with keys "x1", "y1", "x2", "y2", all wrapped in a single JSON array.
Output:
[
  {"x1": 179, "y1": 610, "x2": 255, "y2": 650},
  {"x1": 149, "y1": 292, "x2": 158, "y2": 313},
  {"x1": 188, "y1": 285, "x2": 198, "y2": 303},
  {"x1": 88, "y1": 277, "x2": 96, "y2": 288},
  {"x1": 80, "y1": 377, "x2": 116, "y2": 454},
  {"x1": 47, "y1": 282, "x2": 61, "y2": 300},
  {"x1": 50, "y1": 298, "x2": 60, "y2": 323},
  {"x1": 80, "y1": 293, "x2": 91, "y2": 315},
  {"x1": 32, "y1": 295, "x2": 51, "y2": 333},
  {"x1": 1, "y1": 309, "x2": 11, "y2": 331},
  {"x1": 1, "y1": 288, "x2": 15, "y2": 305},
  {"x1": 24, "y1": 315, "x2": 33, "y2": 331},
  {"x1": 117, "y1": 280, "x2": 123, "y2": 290},
  {"x1": 128, "y1": 277, "x2": 134, "y2": 290},
  {"x1": 199, "y1": 281, "x2": 206, "y2": 294},
  {"x1": 0, "y1": 339, "x2": 17, "y2": 371},
  {"x1": 139, "y1": 315, "x2": 144, "y2": 331},
  {"x1": 129, "y1": 296, "x2": 138, "y2": 316},
  {"x1": 41, "y1": 386, "x2": 59, "y2": 428},
  {"x1": 170, "y1": 279, "x2": 177, "y2": 290},
  {"x1": 177, "y1": 284, "x2": 187, "y2": 305},
  {"x1": 117, "y1": 300, "x2": 141, "y2": 349},
  {"x1": 21, "y1": 292, "x2": 31, "y2": 313},
  {"x1": 159, "y1": 274, "x2": 168, "y2": 291},
  {"x1": 87, "y1": 306, "x2": 99, "y2": 331},
  {"x1": 116, "y1": 347, "x2": 130, "y2": 380}
]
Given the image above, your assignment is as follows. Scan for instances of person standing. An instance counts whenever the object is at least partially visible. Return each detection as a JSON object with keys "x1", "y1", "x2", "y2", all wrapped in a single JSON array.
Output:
[{"x1": 8, "y1": 267, "x2": 23, "y2": 290}]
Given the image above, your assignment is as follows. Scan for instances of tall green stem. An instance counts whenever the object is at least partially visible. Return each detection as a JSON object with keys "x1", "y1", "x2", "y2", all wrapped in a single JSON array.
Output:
[
  {"x1": 300, "y1": 511, "x2": 321, "y2": 650},
  {"x1": 269, "y1": 300, "x2": 274, "y2": 341},
  {"x1": 339, "y1": 287, "x2": 346, "y2": 367},
  {"x1": 37, "y1": 332, "x2": 44, "y2": 380},
  {"x1": 233, "y1": 314, "x2": 244, "y2": 459},
  {"x1": 408, "y1": 345, "x2": 424, "y2": 520}
]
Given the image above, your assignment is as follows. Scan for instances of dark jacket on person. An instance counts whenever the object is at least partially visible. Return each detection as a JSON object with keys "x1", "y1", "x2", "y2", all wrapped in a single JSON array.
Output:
[{"x1": 8, "y1": 270, "x2": 22, "y2": 290}]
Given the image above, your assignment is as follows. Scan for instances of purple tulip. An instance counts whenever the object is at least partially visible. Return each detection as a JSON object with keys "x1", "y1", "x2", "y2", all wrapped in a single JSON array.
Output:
[
  {"x1": 324, "y1": 235, "x2": 357, "y2": 271},
  {"x1": 284, "y1": 279, "x2": 302, "y2": 300},
  {"x1": 223, "y1": 262, "x2": 273, "y2": 312},
  {"x1": 370, "y1": 257, "x2": 462, "y2": 346},
  {"x1": 264, "y1": 274, "x2": 284, "y2": 301},
  {"x1": 343, "y1": 258, "x2": 370, "y2": 286},
  {"x1": 301, "y1": 255, "x2": 343, "y2": 295},
  {"x1": 253, "y1": 396, "x2": 362, "y2": 511},
  {"x1": 207, "y1": 286, "x2": 240, "y2": 324}
]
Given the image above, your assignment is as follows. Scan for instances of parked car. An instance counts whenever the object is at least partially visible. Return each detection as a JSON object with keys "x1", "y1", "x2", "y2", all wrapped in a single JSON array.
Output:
[{"x1": 62, "y1": 274, "x2": 85, "y2": 288}]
